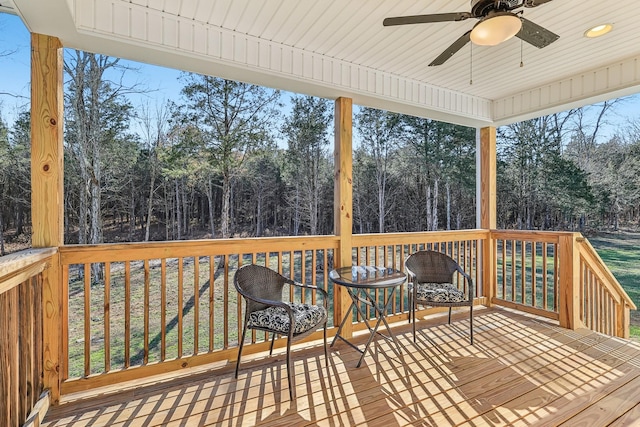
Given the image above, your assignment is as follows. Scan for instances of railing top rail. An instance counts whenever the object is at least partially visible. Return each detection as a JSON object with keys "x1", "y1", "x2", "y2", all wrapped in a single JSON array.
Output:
[
  {"x1": 490, "y1": 229, "x2": 579, "y2": 243},
  {"x1": 0, "y1": 247, "x2": 57, "y2": 294},
  {"x1": 59, "y1": 235, "x2": 340, "y2": 264},
  {"x1": 353, "y1": 229, "x2": 489, "y2": 245},
  {"x1": 578, "y1": 237, "x2": 637, "y2": 310}
]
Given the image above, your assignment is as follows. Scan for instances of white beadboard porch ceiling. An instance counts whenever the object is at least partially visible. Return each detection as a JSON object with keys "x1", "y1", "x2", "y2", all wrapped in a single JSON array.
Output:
[{"x1": 10, "y1": 0, "x2": 640, "y2": 127}]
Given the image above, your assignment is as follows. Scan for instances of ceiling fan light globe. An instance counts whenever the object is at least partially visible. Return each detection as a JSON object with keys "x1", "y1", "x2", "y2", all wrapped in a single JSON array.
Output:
[{"x1": 470, "y1": 14, "x2": 522, "y2": 46}]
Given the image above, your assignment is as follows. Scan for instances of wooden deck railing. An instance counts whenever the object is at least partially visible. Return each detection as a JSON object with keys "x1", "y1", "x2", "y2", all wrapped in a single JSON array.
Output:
[
  {"x1": 58, "y1": 236, "x2": 340, "y2": 393},
  {"x1": 57, "y1": 230, "x2": 489, "y2": 393},
  {"x1": 7, "y1": 229, "x2": 629, "y2": 400},
  {"x1": 490, "y1": 230, "x2": 636, "y2": 338},
  {"x1": 0, "y1": 248, "x2": 56, "y2": 427},
  {"x1": 491, "y1": 230, "x2": 561, "y2": 320},
  {"x1": 577, "y1": 237, "x2": 637, "y2": 338},
  {"x1": 351, "y1": 230, "x2": 487, "y2": 326}
]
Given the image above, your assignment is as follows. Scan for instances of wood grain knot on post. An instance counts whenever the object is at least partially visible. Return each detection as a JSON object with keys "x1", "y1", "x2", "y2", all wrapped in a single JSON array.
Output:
[{"x1": 49, "y1": 118, "x2": 57, "y2": 126}]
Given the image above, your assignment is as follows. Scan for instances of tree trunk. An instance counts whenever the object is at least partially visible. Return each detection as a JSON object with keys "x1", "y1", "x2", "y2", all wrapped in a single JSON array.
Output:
[
  {"x1": 446, "y1": 181, "x2": 451, "y2": 231},
  {"x1": 432, "y1": 178, "x2": 439, "y2": 231},
  {"x1": 129, "y1": 180, "x2": 135, "y2": 241},
  {"x1": 0, "y1": 210, "x2": 5, "y2": 256},
  {"x1": 206, "y1": 177, "x2": 216, "y2": 238},
  {"x1": 144, "y1": 165, "x2": 156, "y2": 242},
  {"x1": 175, "y1": 179, "x2": 182, "y2": 240},
  {"x1": 426, "y1": 185, "x2": 432, "y2": 231},
  {"x1": 221, "y1": 174, "x2": 231, "y2": 238}
]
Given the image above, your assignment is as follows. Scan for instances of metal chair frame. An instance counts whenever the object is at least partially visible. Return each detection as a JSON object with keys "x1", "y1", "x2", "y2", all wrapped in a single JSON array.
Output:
[
  {"x1": 234, "y1": 263, "x2": 328, "y2": 400},
  {"x1": 405, "y1": 250, "x2": 474, "y2": 344}
]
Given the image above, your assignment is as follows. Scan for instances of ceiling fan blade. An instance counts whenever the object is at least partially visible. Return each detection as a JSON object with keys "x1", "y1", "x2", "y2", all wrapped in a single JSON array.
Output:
[
  {"x1": 516, "y1": 18, "x2": 559, "y2": 48},
  {"x1": 523, "y1": 0, "x2": 554, "y2": 7},
  {"x1": 383, "y1": 12, "x2": 473, "y2": 27},
  {"x1": 428, "y1": 30, "x2": 472, "y2": 66}
]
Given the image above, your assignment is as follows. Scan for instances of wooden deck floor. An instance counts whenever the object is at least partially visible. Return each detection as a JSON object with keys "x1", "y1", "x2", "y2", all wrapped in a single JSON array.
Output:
[{"x1": 42, "y1": 308, "x2": 640, "y2": 427}]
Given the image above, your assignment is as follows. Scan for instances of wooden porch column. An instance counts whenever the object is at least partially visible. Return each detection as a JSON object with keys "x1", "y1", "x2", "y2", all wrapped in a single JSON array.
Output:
[
  {"x1": 333, "y1": 97, "x2": 353, "y2": 338},
  {"x1": 478, "y1": 127, "x2": 496, "y2": 306},
  {"x1": 31, "y1": 33, "x2": 64, "y2": 405},
  {"x1": 559, "y1": 233, "x2": 581, "y2": 330}
]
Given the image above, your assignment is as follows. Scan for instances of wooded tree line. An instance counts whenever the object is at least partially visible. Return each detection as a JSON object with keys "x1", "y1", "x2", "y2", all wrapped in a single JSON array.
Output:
[{"x1": 1, "y1": 51, "x2": 639, "y2": 254}]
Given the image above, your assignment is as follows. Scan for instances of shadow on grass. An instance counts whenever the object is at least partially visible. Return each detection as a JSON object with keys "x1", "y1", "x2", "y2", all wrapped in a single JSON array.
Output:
[{"x1": 131, "y1": 257, "x2": 226, "y2": 365}]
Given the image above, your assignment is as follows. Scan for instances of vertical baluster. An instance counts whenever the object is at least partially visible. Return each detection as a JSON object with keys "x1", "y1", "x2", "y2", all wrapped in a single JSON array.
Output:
[
  {"x1": 312, "y1": 249, "x2": 317, "y2": 305},
  {"x1": 194, "y1": 256, "x2": 200, "y2": 355},
  {"x1": 521, "y1": 241, "x2": 526, "y2": 305},
  {"x1": 224, "y1": 254, "x2": 230, "y2": 350},
  {"x1": 83, "y1": 264, "x2": 91, "y2": 376},
  {"x1": 583, "y1": 264, "x2": 590, "y2": 329},
  {"x1": 124, "y1": 261, "x2": 131, "y2": 368},
  {"x1": 579, "y1": 259, "x2": 585, "y2": 327},
  {"x1": 289, "y1": 251, "x2": 294, "y2": 301},
  {"x1": 500, "y1": 240, "x2": 506, "y2": 300},
  {"x1": 161, "y1": 259, "x2": 167, "y2": 361},
  {"x1": 250, "y1": 253, "x2": 256, "y2": 344},
  {"x1": 301, "y1": 250, "x2": 306, "y2": 304},
  {"x1": 532, "y1": 242, "x2": 537, "y2": 307},
  {"x1": 209, "y1": 255, "x2": 215, "y2": 352},
  {"x1": 177, "y1": 257, "x2": 183, "y2": 358},
  {"x1": 511, "y1": 240, "x2": 516, "y2": 302},
  {"x1": 61, "y1": 266, "x2": 69, "y2": 380},
  {"x1": 542, "y1": 243, "x2": 548, "y2": 310},
  {"x1": 590, "y1": 266, "x2": 595, "y2": 330},
  {"x1": 599, "y1": 284, "x2": 605, "y2": 333},
  {"x1": 143, "y1": 260, "x2": 150, "y2": 365},
  {"x1": 553, "y1": 243, "x2": 559, "y2": 312},
  {"x1": 104, "y1": 262, "x2": 111, "y2": 372}
]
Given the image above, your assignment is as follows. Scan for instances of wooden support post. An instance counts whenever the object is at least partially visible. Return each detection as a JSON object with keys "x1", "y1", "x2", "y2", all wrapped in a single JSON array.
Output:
[
  {"x1": 616, "y1": 303, "x2": 630, "y2": 339},
  {"x1": 31, "y1": 33, "x2": 64, "y2": 405},
  {"x1": 334, "y1": 97, "x2": 353, "y2": 338},
  {"x1": 478, "y1": 127, "x2": 496, "y2": 306},
  {"x1": 559, "y1": 233, "x2": 581, "y2": 330}
]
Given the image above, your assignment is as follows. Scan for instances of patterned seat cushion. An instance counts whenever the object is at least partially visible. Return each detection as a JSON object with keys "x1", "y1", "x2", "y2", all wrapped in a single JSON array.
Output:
[
  {"x1": 248, "y1": 302, "x2": 326, "y2": 335},
  {"x1": 415, "y1": 283, "x2": 466, "y2": 303}
]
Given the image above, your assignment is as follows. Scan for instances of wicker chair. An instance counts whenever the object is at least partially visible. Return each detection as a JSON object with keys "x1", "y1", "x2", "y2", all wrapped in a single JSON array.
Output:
[
  {"x1": 405, "y1": 250, "x2": 474, "y2": 344},
  {"x1": 234, "y1": 264, "x2": 328, "y2": 400}
]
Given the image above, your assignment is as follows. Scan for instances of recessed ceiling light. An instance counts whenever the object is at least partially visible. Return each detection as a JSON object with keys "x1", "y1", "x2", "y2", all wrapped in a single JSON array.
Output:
[{"x1": 584, "y1": 24, "x2": 613, "y2": 38}]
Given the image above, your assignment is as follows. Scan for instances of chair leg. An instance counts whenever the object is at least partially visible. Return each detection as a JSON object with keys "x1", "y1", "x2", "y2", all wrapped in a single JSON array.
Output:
[
  {"x1": 408, "y1": 291, "x2": 413, "y2": 324},
  {"x1": 448, "y1": 307, "x2": 452, "y2": 324},
  {"x1": 269, "y1": 332, "x2": 276, "y2": 355},
  {"x1": 235, "y1": 323, "x2": 248, "y2": 379},
  {"x1": 323, "y1": 323, "x2": 328, "y2": 368},
  {"x1": 470, "y1": 304, "x2": 474, "y2": 345},
  {"x1": 412, "y1": 300, "x2": 417, "y2": 343},
  {"x1": 286, "y1": 334, "x2": 294, "y2": 401}
]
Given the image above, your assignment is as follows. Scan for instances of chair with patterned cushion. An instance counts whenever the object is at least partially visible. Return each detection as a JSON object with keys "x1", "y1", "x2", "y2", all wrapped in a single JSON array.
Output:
[
  {"x1": 234, "y1": 263, "x2": 328, "y2": 400},
  {"x1": 405, "y1": 250, "x2": 474, "y2": 344}
]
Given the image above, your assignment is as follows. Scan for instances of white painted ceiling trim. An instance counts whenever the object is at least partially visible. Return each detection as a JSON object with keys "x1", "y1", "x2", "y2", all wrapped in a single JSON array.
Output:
[
  {"x1": 72, "y1": 0, "x2": 494, "y2": 127},
  {"x1": 9, "y1": 0, "x2": 640, "y2": 128},
  {"x1": 494, "y1": 55, "x2": 640, "y2": 126}
]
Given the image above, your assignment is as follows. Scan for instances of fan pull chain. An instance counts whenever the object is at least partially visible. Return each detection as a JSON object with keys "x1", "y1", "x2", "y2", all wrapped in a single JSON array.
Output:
[
  {"x1": 470, "y1": 42, "x2": 473, "y2": 85},
  {"x1": 520, "y1": 38, "x2": 524, "y2": 68}
]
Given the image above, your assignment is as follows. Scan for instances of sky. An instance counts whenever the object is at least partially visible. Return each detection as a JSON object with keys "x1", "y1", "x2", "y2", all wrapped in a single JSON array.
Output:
[
  {"x1": 1, "y1": 12, "x2": 639, "y2": 142},
  {"x1": 0, "y1": 13, "x2": 185, "y2": 125}
]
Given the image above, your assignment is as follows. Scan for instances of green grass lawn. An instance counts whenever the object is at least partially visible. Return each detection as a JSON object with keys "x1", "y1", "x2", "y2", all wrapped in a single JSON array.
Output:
[{"x1": 588, "y1": 231, "x2": 640, "y2": 339}]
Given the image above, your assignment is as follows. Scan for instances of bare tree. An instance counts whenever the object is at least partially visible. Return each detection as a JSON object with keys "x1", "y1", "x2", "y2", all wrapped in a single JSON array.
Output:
[{"x1": 355, "y1": 107, "x2": 401, "y2": 233}]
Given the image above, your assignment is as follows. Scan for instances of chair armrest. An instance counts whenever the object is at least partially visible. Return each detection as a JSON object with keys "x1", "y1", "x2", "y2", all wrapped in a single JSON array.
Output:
[
  {"x1": 456, "y1": 267, "x2": 474, "y2": 300},
  {"x1": 290, "y1": 280, "x2": 329, "y2": 308}
]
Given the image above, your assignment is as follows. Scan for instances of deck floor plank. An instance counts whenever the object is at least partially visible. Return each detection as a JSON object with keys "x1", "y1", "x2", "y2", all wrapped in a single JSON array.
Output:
[
  {"x1": 41, "y1": 308, "x2": 640, "y2": 427},
  {"x1": 608, "y1": 401, "x2": 640, "y2": 426}
]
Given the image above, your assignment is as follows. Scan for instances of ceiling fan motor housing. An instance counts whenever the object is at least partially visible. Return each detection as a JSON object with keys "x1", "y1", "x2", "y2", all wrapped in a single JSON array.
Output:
[{"x1": 470, "y1": 0, "x2": 521, "y2": 17}]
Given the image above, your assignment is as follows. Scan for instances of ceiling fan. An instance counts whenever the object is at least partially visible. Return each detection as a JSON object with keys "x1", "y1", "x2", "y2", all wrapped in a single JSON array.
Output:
[{"x1": 383, "y1": 0, "x2": 559, "y2": 66}]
